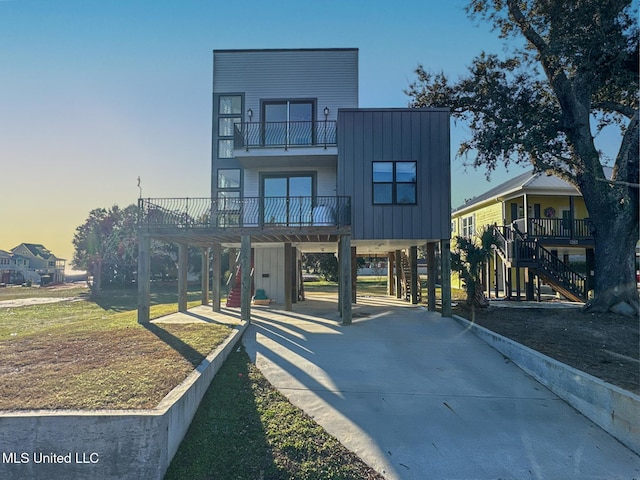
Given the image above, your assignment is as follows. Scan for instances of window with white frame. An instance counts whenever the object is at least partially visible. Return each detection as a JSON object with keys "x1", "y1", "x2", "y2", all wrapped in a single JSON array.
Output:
[{"x1": 461, "y1": 214, "x2": 475, "y2": 237}]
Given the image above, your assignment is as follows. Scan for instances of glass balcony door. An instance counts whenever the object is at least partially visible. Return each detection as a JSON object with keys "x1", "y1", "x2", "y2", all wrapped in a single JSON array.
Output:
[
  {"x1": 263, "y1": 175, "x2": 313, "y2": 225},
  {"x1": 263, "y1": 101, "x2": 314, "y2": 146}
]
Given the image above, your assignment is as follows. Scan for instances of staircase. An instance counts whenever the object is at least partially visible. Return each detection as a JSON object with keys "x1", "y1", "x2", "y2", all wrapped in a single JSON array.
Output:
[
  {"x1": 400, "y1": 251, "x2": 422, "y2": 303},
  {"x1": 225, "y1": 266, "x2": 242, "y2": 307},
  {"x1": 493, "y1": 226, "x2": 586, "y2": 302}
]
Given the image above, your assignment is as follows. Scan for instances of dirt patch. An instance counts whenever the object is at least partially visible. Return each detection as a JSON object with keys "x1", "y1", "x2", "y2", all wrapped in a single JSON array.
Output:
[{"x1": 452, "y1": 303, "x2": 640, "y2": 394}]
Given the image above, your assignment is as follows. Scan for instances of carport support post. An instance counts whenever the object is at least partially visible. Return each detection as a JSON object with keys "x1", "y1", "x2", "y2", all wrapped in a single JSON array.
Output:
[
  {"x1": 240, "y1": 235, "x2": 252, "y2": 322},
  {"x1": 351, "y1": 246, "x2": 357, "y2": 304},
  {"x1": 178, "y1": 243, "x2": 188, "y2": 312},
  {"x1": 339, "y1": 235, "x2": 352, "y2": 325},
  {"x1": 387, "y1": 251, "x2": 395, "y2": 296},
  {"x1": 440, "y1": 239, "x2": 452, "y2": 317},
  {"x1": 201, "y1": 248, "x2": 210, "y2": 305},
  {"x1": 211, "y1": 243, "x2": 221, "y2": 312},
  {"x1": 410, "y1": 246, "x2": 418, "y2": 304},
  {"x1": 395, "y1": 249, "x2": 402, "y2": 299},
  {"x1": 137, "y1": 234, "x2": 151, "y2": 323},
  {"x1": 284, "y1": 242, "x2": 293, "y2": 311},
  {"x1": 426, "y1": 242, "x2": 437, "y2": 311}
]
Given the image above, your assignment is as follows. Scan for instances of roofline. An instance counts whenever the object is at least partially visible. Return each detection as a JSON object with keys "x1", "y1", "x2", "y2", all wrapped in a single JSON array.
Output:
[{"x1": 214, "y1": 48, "x2": 358, "y2": 54}]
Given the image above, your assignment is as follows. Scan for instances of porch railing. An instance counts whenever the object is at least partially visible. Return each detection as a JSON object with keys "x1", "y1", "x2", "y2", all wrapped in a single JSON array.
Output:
[
  {"x1": 513, "y1": 218, "x2": 594, "y2": 240},
  {"x1": 138, "y1": 196, "x2": 351, "y2": 229},
  {"x1": 234, "y1": 120, "x2": 337, "y2": 150}
]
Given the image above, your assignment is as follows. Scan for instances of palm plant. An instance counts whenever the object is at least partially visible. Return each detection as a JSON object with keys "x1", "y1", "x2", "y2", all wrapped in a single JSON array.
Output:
[{"x1": 451, "y1": 226, "x2": 499, "y2": 308}]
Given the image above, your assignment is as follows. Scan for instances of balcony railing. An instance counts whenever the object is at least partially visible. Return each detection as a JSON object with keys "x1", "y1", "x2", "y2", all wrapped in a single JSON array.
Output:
[
  {"x1": 234, "y1": 120, "x2": 337, "y2": 150},
  {"x1": 513, "y1": 218, "x2": 594, "y2": 240},
  {"x1": 138, "y1": 196, "x2": 351, "y2": 229}
]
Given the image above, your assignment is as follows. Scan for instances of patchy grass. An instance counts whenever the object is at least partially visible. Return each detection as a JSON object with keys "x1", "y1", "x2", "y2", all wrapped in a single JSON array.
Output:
[
  {"x1": 0, "y1": 284, "x2": 232, "y2": 410},
  {"x1": 165, "y1": 347, "x2": 384, "y2": 480}
]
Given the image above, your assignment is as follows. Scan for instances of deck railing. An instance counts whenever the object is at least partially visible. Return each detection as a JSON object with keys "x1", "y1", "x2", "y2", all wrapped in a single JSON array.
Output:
[
  {"x1": 138, "y1": 196, "x2": 351, "y2": 229},
  {"x1": 512, "y1": 218, "x2": 594, "y2": 240},
  {"x1": 234, "y1": 120, "x2": 337, "y2": 150}
]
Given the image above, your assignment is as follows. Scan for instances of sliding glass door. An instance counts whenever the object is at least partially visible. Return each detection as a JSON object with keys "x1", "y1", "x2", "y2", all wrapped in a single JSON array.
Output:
[
  {"x1": 263, "y1": 101, "x2": 314, "y2": 146},
  {"x1": 262, "y1": 175, "x2": 313, "y2": 225}
]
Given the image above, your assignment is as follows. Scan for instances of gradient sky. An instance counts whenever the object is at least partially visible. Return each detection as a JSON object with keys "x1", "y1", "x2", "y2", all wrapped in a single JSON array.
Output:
[{"x1": 0, "y1": 0, "x2": 621, "y2": 269}]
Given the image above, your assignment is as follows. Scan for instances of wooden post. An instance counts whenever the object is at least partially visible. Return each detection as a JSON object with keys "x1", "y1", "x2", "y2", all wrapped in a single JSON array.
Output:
[
  {"x1": 440, "y1": 239, "x2": 452, "y2": 317},
  {"x1": 426, "y1": 242, "x2": 436, "y2": 311},
  {"x1": 240, "y1": 236, "x2": 251, "y2": 322},
  {"x1": 201, "y1": 248, "x2": 210, "y2": 305},
  {"x1": 211, "y1": 243, "x2": 221, "y2": 312},
  {"x1": 137, "y1": 234, "x2": 151, "y2": 323},
  {"x1": 178, "y1": 243, "x2": 188, "y2": 312},
  {"x1": 340, "y1": 235, "x2": 352, "y2": 324},
  {"x1": 292, "y1": 246, "x2": 298, "y2": 304},
  {"x1": 284, "y1": 243, "x2": 293, "y2": 311},
  {"x1": 395, "y1": 249, "x2": 402, "y2": 299},
  {"x1": 351, "y1": 246, "x2": 357, "y2": 304},
  {"x1": 410, "y1": 246, "x2": 418, "y2": 305},
  {"x1": 387, "y1": 251, "x2": 395, "y2": 296}
]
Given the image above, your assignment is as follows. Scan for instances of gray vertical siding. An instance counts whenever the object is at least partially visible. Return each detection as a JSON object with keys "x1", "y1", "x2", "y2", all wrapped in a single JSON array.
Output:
[{"x1": 337, "y1": 108, "x2": 451, "y2": 241}]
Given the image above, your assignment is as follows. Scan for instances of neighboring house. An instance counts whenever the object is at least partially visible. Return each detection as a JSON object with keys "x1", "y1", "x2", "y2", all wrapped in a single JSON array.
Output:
[
  {"x1": 137, "y1": 48, "x2": 452, "y2": 323},
  {"x1": 451, "y1": 169, "x2": 599, "y2": 302},
  {"x1": 10, "y1": 243, "x2": 66, "y2": 284},
  {"x1": 0, "y1": 250, "x2": 32, "y2": 285}
]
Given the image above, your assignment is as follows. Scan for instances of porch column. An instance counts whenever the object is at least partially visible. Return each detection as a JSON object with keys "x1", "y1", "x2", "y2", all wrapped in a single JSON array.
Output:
[
  {"x1": 178, "y1": 243, "x2": 188, "y2": 312},
  {"x1": 201, "y1": 248, "x2": 210, "y2": 306},
  {"x1": 440, "y1": 239, "x2": 452, "y2": 317},
  {"x1": 137, "y1": 234, "x2": 151, "y2": 323},
  {"x1": 240, "y1": 236, "x2": 252, "y2": 322},
  {"x1": 395, "y1": 249, "x2": 402, "y2": 299},
  {"x1": 426, "y1": 242, "x2": 436, "y2": 311},
  {"x1": 387, "y1": 251, "x2": 395, "y2": 296},
  {"x1": 351, "y1": 246, "x2": 357, "y2": 304},
  {"x1": 410, "y1": 246, "x2": 418, "y2": 305},
  {"x1": 339, "y1": 235, "x2": 352, "y2": 325},
  {"x1": 284, "y1": 242, "x2": 293, "y2": 311},
  {"x1": 211, "y1": 243, "x2": 221, "y2": 312},
  {"x1": 523, "y1": 193, "x2": 529, "y2": 234}
]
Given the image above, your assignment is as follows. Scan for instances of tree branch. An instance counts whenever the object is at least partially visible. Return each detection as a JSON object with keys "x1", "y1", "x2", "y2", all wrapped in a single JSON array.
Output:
[{"x1": 592, "y1": 101, "x2": 636, "y2": 118}]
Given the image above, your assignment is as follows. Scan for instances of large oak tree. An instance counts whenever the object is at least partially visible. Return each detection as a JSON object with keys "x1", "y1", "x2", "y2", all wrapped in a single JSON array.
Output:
[{"x1": 407, "y1": 0, "x2": 639, "y2": 313}]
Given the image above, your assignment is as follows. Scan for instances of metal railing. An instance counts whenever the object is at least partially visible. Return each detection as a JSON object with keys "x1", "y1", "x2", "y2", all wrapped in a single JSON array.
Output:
[
  {"x1": 234, "y1": 120, "x2": 337, "y2": 150},
  {"x1": 138, "y1": 196, "x2": 351, "y2": 229}
]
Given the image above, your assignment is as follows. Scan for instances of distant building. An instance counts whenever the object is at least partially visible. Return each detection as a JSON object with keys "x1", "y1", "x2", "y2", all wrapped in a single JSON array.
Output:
[{"x1": 4, "y1": 243, "x2": 66, "y2": 285}]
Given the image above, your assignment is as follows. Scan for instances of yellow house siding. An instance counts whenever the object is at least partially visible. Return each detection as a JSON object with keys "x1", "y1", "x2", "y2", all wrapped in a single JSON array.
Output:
[{"x1": 474, "y1": 203, "x2": 503, "y2": 229}]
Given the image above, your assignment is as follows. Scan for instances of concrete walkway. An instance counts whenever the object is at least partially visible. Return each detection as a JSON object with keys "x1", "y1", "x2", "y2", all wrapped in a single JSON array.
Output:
[{"x1": 242, "y1": 293, "x2": 640, "y2": 480}]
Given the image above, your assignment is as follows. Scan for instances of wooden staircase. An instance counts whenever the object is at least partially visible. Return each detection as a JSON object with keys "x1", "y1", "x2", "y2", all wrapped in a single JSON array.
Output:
[
  {"x1": 493, "y1": 226, "x2": 586, "y2": 302},
  {"x1": 225, "y1": 266, "x2": 243, "y2": 307},
  {"x1": 400, "y1": 251, "x2": 422, "y2": 303}
]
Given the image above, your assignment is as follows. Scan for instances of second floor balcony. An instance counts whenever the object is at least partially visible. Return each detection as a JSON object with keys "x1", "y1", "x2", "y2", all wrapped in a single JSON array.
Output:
[
  {"x1": 233, "y1": 120, "x2": 337, "y2": 168},
  {"x1": 138, "y1": 196, "x2": 351, "y2": 233},
  {"x1": 510, "y1": 217, "x2": 594, "y2": 244}
]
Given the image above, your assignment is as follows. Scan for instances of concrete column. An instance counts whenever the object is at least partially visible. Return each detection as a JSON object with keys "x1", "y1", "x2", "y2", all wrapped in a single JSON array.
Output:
[
  {"x1": 410, "y1": 246, "x2": 418, "y2": 305},
  {"x1": 426, "y1": 242, "x2": 436, "y2": 311},
  {"x1": 440, "y1": 239, "x2": 452, "y2": 317},
  {"x1": 178, "y1": 243, "x2": 188, "y2": 312},
  {"x1": 395, "y1": 249, "x2": 402, "y2": 299},
  {"x1": 284, "y1": 243, "x2": 293, "y2": 311},
  {"x1": 240, "y1": 236, "x2": 251, "y2": 322},
  {"x1": 339, "y1": 235, "x2": 352, "y2": 325},
  {"x1": 137, "y1": 234, "x2": 151, "y2": 323},
  {"x1": 201, "y1": 248, "x2": 210, "y2": 305},
  {"x1": 211, "y1": 243, "x2": 221, "y2": 312},
  {"x1": 387, "y1": 251, "x2": 395, "y2": 296}
]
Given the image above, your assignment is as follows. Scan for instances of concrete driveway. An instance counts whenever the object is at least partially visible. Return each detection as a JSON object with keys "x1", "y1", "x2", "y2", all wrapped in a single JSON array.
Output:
[{"x1": 242, "y1": 293, "x2": 640, "y2": 480}]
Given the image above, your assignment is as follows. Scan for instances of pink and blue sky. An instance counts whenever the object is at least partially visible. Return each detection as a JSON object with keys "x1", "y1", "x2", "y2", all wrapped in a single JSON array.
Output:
[{"x1": 0, "y1": 0, "x2": 620, "y2": 269}]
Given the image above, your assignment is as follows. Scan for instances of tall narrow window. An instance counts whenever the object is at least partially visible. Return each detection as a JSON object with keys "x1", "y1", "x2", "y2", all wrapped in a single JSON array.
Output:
[
  {"x1": 372, "y1": 161, "x2": 417, "y2": 205},
  {"x1": 217, "y1": 94, "x2": 242, "y2": 158}
]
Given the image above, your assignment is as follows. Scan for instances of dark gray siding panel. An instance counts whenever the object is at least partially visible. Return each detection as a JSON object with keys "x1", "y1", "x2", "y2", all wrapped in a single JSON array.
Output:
[{"x1": 337, "y1": 109, "x2": 450, "y2": 241}]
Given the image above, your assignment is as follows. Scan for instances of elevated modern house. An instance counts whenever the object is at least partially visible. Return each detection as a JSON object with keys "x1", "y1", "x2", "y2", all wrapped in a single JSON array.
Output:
[
  {"x1": 137, "y1": 48, "x2": 452, "y2": 323},
  {"x1": 451, "y1": 170, "x2": 597, "y2": 302}
]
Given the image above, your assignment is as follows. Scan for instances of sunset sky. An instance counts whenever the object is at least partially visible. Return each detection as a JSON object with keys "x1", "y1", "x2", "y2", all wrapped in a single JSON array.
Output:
[{"x1": 0, "y1": 0, "x2": 620, "y2": 270}]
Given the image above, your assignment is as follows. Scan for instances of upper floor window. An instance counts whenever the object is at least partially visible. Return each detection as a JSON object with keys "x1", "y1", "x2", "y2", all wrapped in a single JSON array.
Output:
[
  {"x1": 372, "y1": 161, "x2": 417, "y2": 205},
  {"x1": 218, "y1": 169, "x2": 241, "y2": 189},
  {"x1": 262, "y1": 100, "x2": 314, "y2": 146},
  {"x1": 219, "y1": 95, "x2": 241, "y2": 115},
  {"x1": 462, "y1": 215, "x2": 475, "y2": 237},
  {"x1": 217, "y1": 95, "x2": 242, "y2": 158}
]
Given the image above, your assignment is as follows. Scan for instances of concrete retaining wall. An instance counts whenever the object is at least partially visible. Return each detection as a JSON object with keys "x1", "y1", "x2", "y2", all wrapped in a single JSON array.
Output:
[
  {"x1": 453, "y1": 315, "x2": 640, "y2": 455},
  {"x1": 0, "y1": 322, "x2": 248, "y2": 480}
]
